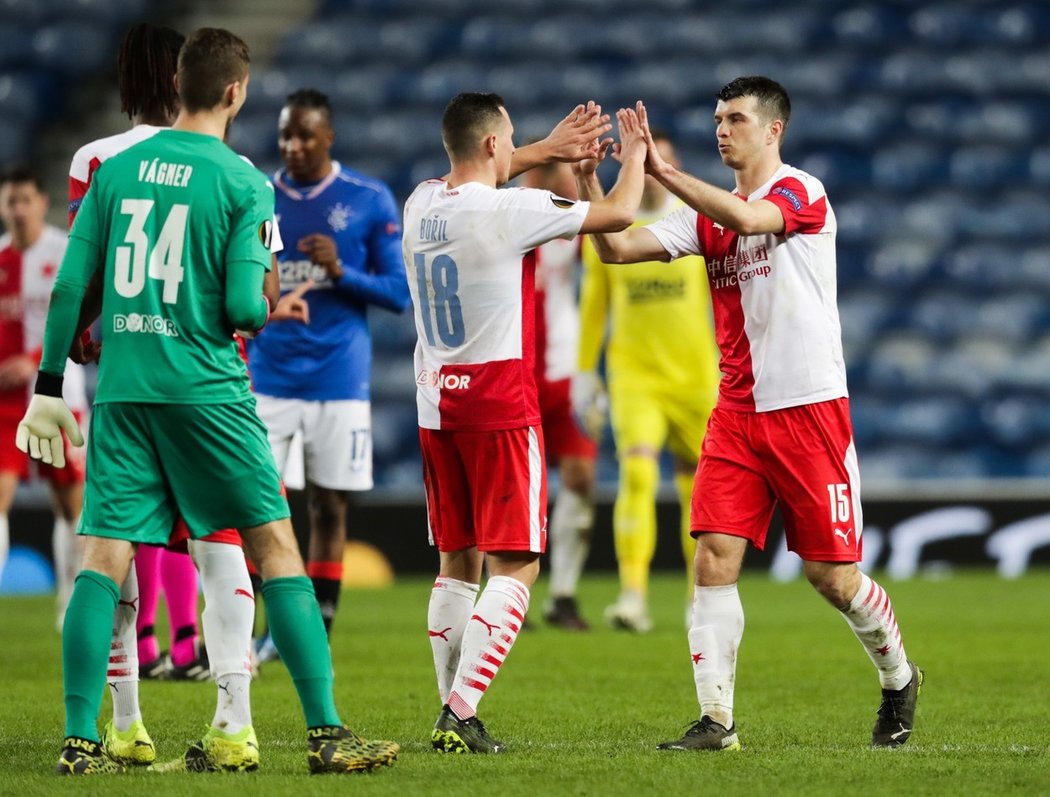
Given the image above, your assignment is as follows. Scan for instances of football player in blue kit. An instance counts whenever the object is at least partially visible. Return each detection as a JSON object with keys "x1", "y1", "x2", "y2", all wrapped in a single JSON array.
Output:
[{"x1": 249, "y1": 88, "x2": 410, "y2": 654}]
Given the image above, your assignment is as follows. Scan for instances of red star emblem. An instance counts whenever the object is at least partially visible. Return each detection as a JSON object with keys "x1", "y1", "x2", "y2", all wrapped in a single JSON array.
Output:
[
  {"x1": 42, "y1": 262, "x2": 57, "y2": 278},
  {"x1": 875, "y1": 644, "x2": 891, "y2": 656},
  {"x1": 691, "y1": 652, "x2": 705, "y2": 664}
]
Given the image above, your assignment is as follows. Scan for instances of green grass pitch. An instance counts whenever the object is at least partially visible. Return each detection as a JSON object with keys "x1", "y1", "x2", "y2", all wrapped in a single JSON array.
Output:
[{"x1": 1, "y1": 570, "x2": 1048, "y2": 796}]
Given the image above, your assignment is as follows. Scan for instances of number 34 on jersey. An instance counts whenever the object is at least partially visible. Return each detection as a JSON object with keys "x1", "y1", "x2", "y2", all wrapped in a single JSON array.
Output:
[{"x1": 115, "y1": 198, "x2": 187, "y2": 305}]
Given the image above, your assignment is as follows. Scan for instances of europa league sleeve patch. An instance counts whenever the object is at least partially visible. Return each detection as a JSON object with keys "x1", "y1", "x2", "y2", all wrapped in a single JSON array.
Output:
[
  {"x1": 550, "y1": 196, "x2": 576, "y2": 209},
  {"x1": 258, "y1": 219, "x2": 273, "y2": 249}
]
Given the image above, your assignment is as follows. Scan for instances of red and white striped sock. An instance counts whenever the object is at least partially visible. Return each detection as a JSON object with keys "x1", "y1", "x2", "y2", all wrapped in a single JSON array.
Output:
[
  {"x1": 447, "y1": 575, "x2": 529, "y2": 721},
  {"x1": 840, "y1": 572, "x2": 912, "y2": 690},
  {"x1": 427, "y1": 576, "x2": 479, "y2": 705},
  {"x1": 108, "y1": 567, "x2": 141, "y2": 732},
  {"x1": 688, "y1": 584, "x2": 744, "y2": 729}
]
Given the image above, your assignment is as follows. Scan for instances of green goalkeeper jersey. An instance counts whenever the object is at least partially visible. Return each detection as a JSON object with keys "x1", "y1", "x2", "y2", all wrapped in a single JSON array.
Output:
[{"x1": 42, "y1": 129, "x2": 274, "y2": 404}]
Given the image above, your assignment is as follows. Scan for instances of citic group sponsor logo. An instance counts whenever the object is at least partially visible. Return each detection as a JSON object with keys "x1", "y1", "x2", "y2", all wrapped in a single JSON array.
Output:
[
  {"x1": 416, "y1": 369, "x2": 471, "y2": 390},
  {"x1": 113, "y1": 313, "x2": 179, "y2": 337},
  {"x1": 708, "y1": 243, "x2": 771, "y2": 289}
]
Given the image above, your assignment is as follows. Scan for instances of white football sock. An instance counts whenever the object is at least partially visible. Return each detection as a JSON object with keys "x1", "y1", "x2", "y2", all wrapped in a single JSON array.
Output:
[
  {"x1": 548, "y1": 488, "x2": 594, "y2": 598},
  {"x1": 447, "y1": 575, "x2": 529, "y2": 720},
  {"x1": 52, "y1": 515, "x2": 80, "y2": 627},
  {"x1": 109, "y1": 566, "x2": 142, "y2": 731},
  {"x1": 840, "y1": 572, "x2": 912, "y2": 690},
  {"x1": 688, "y1": 584, "x2": 745, "y2": 730},
  {"x1": 189, "y1": 539, "x2": 254, "y2": 732},
  {"x1": 428, "y1": 576, "x2": 479, "y2": 705}
]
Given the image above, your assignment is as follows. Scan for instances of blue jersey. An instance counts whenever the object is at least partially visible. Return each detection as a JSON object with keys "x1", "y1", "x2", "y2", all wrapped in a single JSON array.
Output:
[{"x1": 249, "y1": 162, "x2": 410, "y2": 400}]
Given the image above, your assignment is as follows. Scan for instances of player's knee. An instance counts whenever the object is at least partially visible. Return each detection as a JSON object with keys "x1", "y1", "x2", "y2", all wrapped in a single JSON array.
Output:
[
  {"x1": 803, "y1": 561, "x2": 858, "y2": 607},
  {"x1": 560, "y1": 457, "x2": 596, "y2": 494},
  {"x1": 619, "y1": 453, "x2": 659, "y2": 499},
  {"x1": 307, "y1": 488, "x2": 348, "y2": 533}
]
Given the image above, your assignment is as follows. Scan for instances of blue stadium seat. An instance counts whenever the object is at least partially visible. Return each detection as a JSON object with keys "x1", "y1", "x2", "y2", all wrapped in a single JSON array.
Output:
[
  {"x1": 907, "y1": 4, "x2": 986, "y2": 47},
  {"x1": 829, "y1": 5, "x2": 908, "y2": 50},
  {"x1": 838, "y1": 288, "x2": 897, "y2": 351},
  {"x1": 863, "y1": 239, "x2": 941, "y2": 290},
  {"x1": 797, "y1": 148, "x2": 870, "y2": 192},
  {"x1": 871, "y1": 141, "x2": 951, "y2": 192},
  {"x1": 1024, "y1": 444, "x2": 1050, "y2": 478},
  {"x1": 0, "y1": 71, "x2": 46, "y2": 125},
  {"x1": 0, "y1": 23, "x2": 33, "y2": 68},
  {"x1": 859, "y1": 445, "x2": 936, "y2": 482},
  {"x1": 922, "y1": 337, "x2": 1014, "y2": 399},
  {"x1": 880, "y1": 397, "x2": 975, "y2": 447},
  {"x1": 0, "y1": 0, "x2": 46, "y2": 25},
  {"x1": 980, "y1": 396, "x2": 1050, "y2": 449},
  {"x1": 863, "y1": 336, "x2": 939, "y2": 397},
  {"x1": 30, "y1": 22, "x2": 111, "y2": 75},
  {"x1": 951, "y1": 146, "x2": 1029, "y2": 189}
]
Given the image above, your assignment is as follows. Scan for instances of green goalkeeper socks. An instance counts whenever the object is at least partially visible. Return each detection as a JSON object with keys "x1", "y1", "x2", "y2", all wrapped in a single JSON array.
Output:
[
  {"x1": 260, "y1": 576, "x2": 342, "y2": 728},
  {"x1": 63, "y1": 570, "x2": 120, "y2": 741}
]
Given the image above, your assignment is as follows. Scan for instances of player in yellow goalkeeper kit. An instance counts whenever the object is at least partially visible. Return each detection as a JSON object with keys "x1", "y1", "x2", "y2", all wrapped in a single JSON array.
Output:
[{"x1": 575, "y1": 131, "x2": 720, "y2": 632}]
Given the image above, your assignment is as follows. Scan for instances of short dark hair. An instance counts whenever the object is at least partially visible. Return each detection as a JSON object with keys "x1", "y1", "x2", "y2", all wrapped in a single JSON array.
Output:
[
  {"x1": 0, "y1": 163, "x2": 44, "y2": 192},
  {"x1": 717, "y1": 76, "x2": 791, "y2": 131},
  {"x1": 285, "y1": 88, "x2": 331, "y2": 121},
  {"x1": 177, "y1": 27, "x2": 251, "y2": 113},
  {"x1": 117, "y1": 22, "x2": 184, "y2": 122},
  {"x1": 442, "y1": 92, "x2": 506, "y2": 160}
]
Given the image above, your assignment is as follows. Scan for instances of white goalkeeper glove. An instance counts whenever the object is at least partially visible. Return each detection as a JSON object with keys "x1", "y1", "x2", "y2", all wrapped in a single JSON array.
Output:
[
  {"x1": 570, "y1": 370, "x2": 608, "y2": 441},
  {"x1": 15, "y1": 394, "x2": 84, "y2": 468}
]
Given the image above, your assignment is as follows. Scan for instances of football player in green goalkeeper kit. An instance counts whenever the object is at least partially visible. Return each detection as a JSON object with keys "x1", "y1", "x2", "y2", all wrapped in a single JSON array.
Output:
[{"x1": 16, "y1": 27, "x2": 399, "y2": 776}]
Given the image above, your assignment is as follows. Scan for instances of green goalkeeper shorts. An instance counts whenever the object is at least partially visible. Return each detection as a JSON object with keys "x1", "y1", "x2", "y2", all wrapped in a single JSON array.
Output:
[{"x1": 79, "y1": 399, "x2": 289, "y2": 544}]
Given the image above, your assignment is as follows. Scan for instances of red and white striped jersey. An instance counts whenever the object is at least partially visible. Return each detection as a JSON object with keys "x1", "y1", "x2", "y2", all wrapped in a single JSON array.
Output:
[
  {"x1": 0, "y1": 226, "x2": 87, "y2": 409},
  {"x1": 532, "y1": 235, "x2": 582, "y2": 384},
  {"x1": 68, "y1": 124, "x2": 166, "y2": 225},
  {"x1": 403, "y1": 180, "x2": 589, "y2": 431},
  {"x1": 647, "y1": 164, "x2": 847, "y2": 413}
]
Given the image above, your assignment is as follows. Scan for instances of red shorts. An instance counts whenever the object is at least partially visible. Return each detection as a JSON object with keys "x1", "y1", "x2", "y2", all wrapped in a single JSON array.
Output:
[
  {"x1": 420, "y1": 425, "x2": 548, "y2": 554},
  {"x1": 690, "y1": 398, "x2": 862, "y2": 562},
  {"x1": 538, "y1": 377, "x2": 598, "y2": 464},
  {"x1": 168, "y1": 516, "x2": 242, "y2": 554},
  {"x1": 0, "y1": 402, "x2": 86, "y2": 487}
]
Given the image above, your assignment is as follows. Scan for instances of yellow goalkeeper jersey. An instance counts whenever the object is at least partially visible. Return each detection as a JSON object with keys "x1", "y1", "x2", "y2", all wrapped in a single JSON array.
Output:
[{"x1": 578, "y1": 194, "x2": 720, "y2": 396}]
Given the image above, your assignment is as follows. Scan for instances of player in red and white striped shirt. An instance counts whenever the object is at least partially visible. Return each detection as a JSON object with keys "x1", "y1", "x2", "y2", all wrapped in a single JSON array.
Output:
[
  {"x1": 577, "y1": 77, "x2": 922, "y2": 751},
  {"x1": 406, "y1": 93, "x2": 647, "y2": 752},
  {"x1": 0, "y1": 165, "x2": 87, "y2": 627}
]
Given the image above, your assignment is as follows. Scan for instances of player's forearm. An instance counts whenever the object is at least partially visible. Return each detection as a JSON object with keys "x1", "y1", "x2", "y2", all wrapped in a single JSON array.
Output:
[
  {"x1": 41, "y1": 235, "x2": 99, "y2": 378},
  {"x1": 575, "y1": 172, "x2": 628, "y2": 263},
  {"x1": 74, "y1": 270, "x2": 103, "y2": 338},
  {"x1": 263, "y1": 255, "x2": 281, "y2": 311},
  {"x1": 40, "y1": 280, "x2": 87, "y2": 380},
  {"x1": 509, "y1": 141, "x2": 552, "y2": 180},
  {"x1": 654, "y1": 164, "x2": 772, "y2": 235},
  {"x1": 334, "y1": 268, "x2": 411, "y2": 312},
  {"x1": 226, "y1": 262, "x2": 270, "y2": 332}
]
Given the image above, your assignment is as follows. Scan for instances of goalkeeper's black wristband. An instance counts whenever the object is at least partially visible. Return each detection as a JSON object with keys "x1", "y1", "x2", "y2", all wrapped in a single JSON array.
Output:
[{"x1": 34, "y1": 371, "x2": 65, "y2": 398}]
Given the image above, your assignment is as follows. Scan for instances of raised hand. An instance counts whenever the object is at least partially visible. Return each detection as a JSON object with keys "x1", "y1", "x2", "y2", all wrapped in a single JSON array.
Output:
[
  {"x1": 615, "y1": 104, "x2": 648, "y2": 163},
  {"x1": 634, "y1": 100, "x2": 671, "y2": 177},
  {"x1": 543, "y1": 101, "x2": 613, "y2": 163},
  {"x1": 272, "y1": 279, "x2": 314, "y2": 323},
  {"x1": 298, "y1": 234, "x2": 341, "y2": 279}
]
